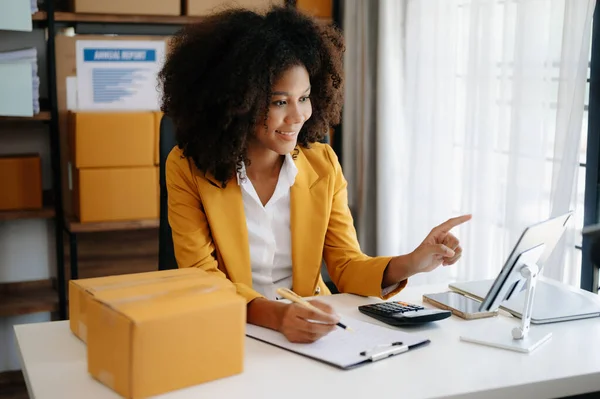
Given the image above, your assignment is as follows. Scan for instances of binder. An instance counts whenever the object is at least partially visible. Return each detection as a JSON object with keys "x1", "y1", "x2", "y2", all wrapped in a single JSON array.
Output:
[
  {"x1": 246, "y1": 316, "x2": 430, "y2": 369},
  {"x1": 0, "y1": 0, "x2": 35, "y2": 32},
  {"x1": 0, "y1": 47, "x2": 39, "y2": 116},
  {"x1": 0, "y1": 63, "x2": 33, "y2": 117}
]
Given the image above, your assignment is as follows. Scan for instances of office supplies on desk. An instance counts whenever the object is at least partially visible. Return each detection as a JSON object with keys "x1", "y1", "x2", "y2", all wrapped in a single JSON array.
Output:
[
  {"x1": 246, "y1": 316, "x2": 430, "y2": 369},
  {"x1": 358, "y1": 301, "x2": 452, "y2": 326},
  {"x1": 276, "y1": 287, "x2": 352, "y2": 331}
]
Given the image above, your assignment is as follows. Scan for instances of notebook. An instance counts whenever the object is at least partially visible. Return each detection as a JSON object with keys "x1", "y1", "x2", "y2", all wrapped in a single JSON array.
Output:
[{"x1": 246, "y1": 316, "x2": 430, "y2": 369}]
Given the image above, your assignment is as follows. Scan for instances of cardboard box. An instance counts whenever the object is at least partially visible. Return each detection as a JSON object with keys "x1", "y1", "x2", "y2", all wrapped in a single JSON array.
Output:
[
  {"x1": 0, "y1": 154, "x2": 42, "y2": 210},
  {"x1": 296, "y1": 0, "x2": 332, "y2": 18},
  {"x1": 185, "y1": 0, "x2": 283, "y2": 16},
  {"x1": 87, "y1": 271, "x2": 245, "y2": 398},
  {"x1": 153, "y1": 111, "x2": 163, "y2": 165},
  {"x1": 71, "y1": 0, "x2": 180, "y2": 16},
  {"x1": 69, "y1": 268, "x2": 204, "y2": 343},
  {"x1": 55, "y1": 35, "x2": 170, "y2": 219},
  {"x1": 73, "y1": 166, "x2": 158, "y2": 223},
  {"x1": 69, "y1": 112, "x2": 155, "y2": 169}
]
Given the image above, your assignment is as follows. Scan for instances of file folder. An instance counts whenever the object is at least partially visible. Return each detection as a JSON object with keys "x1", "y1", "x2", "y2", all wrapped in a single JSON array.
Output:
[
  {"x1": 0, "y1": 62, "x2": 33, "y2": 117},
  {"x1": 0, "y1": 47, "x2": 40, "y2": 116},
  {"x1": 0, "y1": 0, "x2": 33, "y2": 32},
  {"x1": 246, "y1": 315, "x2": 430, "y2": 369}
]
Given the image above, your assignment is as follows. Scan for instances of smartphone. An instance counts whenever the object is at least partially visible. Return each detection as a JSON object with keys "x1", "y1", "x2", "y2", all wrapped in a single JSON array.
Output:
[{"x1": 422, "y1": 291, "x2": 498, "y2": 320}]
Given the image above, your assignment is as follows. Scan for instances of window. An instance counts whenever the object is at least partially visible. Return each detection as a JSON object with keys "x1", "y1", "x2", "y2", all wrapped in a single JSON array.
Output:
[
  {"x1": 451, "y1": 1, "x2": 592, "y2": 284},
  {"x1": 578, "y1": 29, "x2": 593, "y2": 288}
]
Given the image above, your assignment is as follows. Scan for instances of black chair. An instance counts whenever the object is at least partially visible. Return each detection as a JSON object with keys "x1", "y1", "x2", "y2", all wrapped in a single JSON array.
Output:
[
  {"x1": 157, "y1": 115, "x2": 338, "y2": 292},
  {"x1": 158, "y1": 115, "x2": 178, "y2": 270}
]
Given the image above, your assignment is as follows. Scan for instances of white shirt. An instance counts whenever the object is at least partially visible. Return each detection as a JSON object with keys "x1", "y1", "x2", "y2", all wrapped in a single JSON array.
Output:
[
  {"x1": 237, "y1": 154, "x2": 297, "y2": 300},
  {"x1": 237, "y1": 154, "x2": 399, "y2": 300}
]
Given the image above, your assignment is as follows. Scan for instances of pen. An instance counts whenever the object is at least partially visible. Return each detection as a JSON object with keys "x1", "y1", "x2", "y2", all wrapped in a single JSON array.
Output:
[
  {"x1": 361, "y1": 343, "x2": 410, "y2": 361},
  {"x1": 275, "y1": 288, "x2": 353, "y2": 332},
  {"x1": 360, "y1": 342, "x2": 403, "y2": 356}
]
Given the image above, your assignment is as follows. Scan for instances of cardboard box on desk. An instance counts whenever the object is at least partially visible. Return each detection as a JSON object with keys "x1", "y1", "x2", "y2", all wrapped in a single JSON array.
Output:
[
  {"x1": 70, "y1": 0, "x2": 180, "y2": 16},
  {"x1": 72, "y1": 166, "x2": 158, "y2": 223},
  {"x1": 0, "y1": 154, "x2": 42, "y2": 211},
  {"x1": 69, "y1": 268, "x2": 206, "y2": 343},
  {"x1": 86, "y1": 272, "x2": 245, "y2": 399}
]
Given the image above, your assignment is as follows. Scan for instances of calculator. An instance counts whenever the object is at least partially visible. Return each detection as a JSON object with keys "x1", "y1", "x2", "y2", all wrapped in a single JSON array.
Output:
[{"x1": 358, "y1": 301, "x2": 452, "y2": 326}]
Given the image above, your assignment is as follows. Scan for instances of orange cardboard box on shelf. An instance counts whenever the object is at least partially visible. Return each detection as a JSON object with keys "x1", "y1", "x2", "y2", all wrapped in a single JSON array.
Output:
[
  {"x1": 70, "y1": 0, "x2": 180, "y2": 16},
  {"x1": 184, "y1": 0, "x2": 283, "y2": 16},
  {"x1": 69, "y1": 112, "x2": 155, "y2": 169},
  {"x1": 297, "y1": 0, "x2": 332, "y2": 18},
  {"x1": 0, "y1": 154, "x2": 43, "y2": 211},
  {"x1": 72, "y1": 166, "x2": 158, "y2": 223},
  {"x1": 67, "y1": 111, "x2": 162, "y2": 223},
  {"x1": 82, "y1": 268, "x2": 245, "y2": 398},
  {"x1": 55, "y1": 35, "x2": 170, "y2": 220}
]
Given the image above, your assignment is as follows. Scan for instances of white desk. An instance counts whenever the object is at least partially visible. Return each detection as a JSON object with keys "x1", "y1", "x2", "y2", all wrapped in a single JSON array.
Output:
[{"x1": 14, "y1": 284, "x2": 600, "y2": 399}]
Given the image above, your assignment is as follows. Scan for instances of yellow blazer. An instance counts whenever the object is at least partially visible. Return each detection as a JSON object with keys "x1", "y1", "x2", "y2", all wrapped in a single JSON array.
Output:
[{"x1": 166, "y1": 142, "x2": 407, "y2": 303}]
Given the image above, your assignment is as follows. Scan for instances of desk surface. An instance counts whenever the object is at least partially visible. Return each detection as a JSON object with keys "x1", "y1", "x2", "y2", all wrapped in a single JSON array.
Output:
[{"x1": 14, "y1": 283, "x2": 600, "y2": 399}]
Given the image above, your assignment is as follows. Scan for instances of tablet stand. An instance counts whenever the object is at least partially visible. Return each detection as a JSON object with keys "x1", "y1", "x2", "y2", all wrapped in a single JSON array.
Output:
[{"x1": 460, "y1": 262, "x2": 552, "y2": 353}]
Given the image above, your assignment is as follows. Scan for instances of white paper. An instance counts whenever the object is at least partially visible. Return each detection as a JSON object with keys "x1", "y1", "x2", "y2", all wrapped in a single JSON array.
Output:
[
  {"x1": 66, "y1": 76, "x2": 78, "y2": 110},
  {"x1": 75, "y1": 40, "x2": 165, "y2": 111},
  {"x1": 0, "y1": 47, "x2": 37, "y2": 62},
  {"x1": 246, "y1": 316, "x2": 429, "y2": 369}
]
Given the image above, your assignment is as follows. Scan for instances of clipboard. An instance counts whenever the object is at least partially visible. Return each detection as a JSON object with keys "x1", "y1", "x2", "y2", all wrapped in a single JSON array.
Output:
[{"x1": 245, "y1": 316, "x2": 430, "y2": 369}]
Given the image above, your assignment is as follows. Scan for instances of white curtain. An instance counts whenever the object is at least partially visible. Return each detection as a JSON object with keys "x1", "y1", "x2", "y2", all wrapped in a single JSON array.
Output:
[{"x1": 344, "y1": 0, "x2": 595, "y2": 287}]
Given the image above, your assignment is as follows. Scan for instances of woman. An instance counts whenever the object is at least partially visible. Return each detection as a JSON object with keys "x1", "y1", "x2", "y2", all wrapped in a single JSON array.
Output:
[{"x1": 159, "y1": 6, "x2": 470, "y2": 343}]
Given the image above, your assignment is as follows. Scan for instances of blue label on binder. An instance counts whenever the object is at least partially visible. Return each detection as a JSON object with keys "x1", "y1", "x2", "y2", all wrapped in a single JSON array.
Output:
[{"x1": 83, "y1": 49, "x2": 156, "y2": 62}]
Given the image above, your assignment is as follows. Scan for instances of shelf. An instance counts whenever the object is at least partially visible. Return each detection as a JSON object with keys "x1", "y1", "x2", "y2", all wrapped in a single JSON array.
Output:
[
  {"x1": 0, "y1": 279, "x2": 58, "y2": 317},
  {"x1": 0, "y1": 191, "x2": 55, "y2": 222},
  {"x1": 0, "y1": 111, "x2": 51, "y2": 122},
  {"x1": 0, "y1": 206, "x2": 55, "y2": 222},
  {"x1": 66, "y1": 216, "x2": 159, "y2": 233},
  {"x1": 31, "y1": 11, "x2": 47, "y2": 21},
  {"x1": 32, "y1": 11, "x2": 331, "y2": 25},
  {"x1": 33, "y1": 11, "x2": 204, "y2": 25}
]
